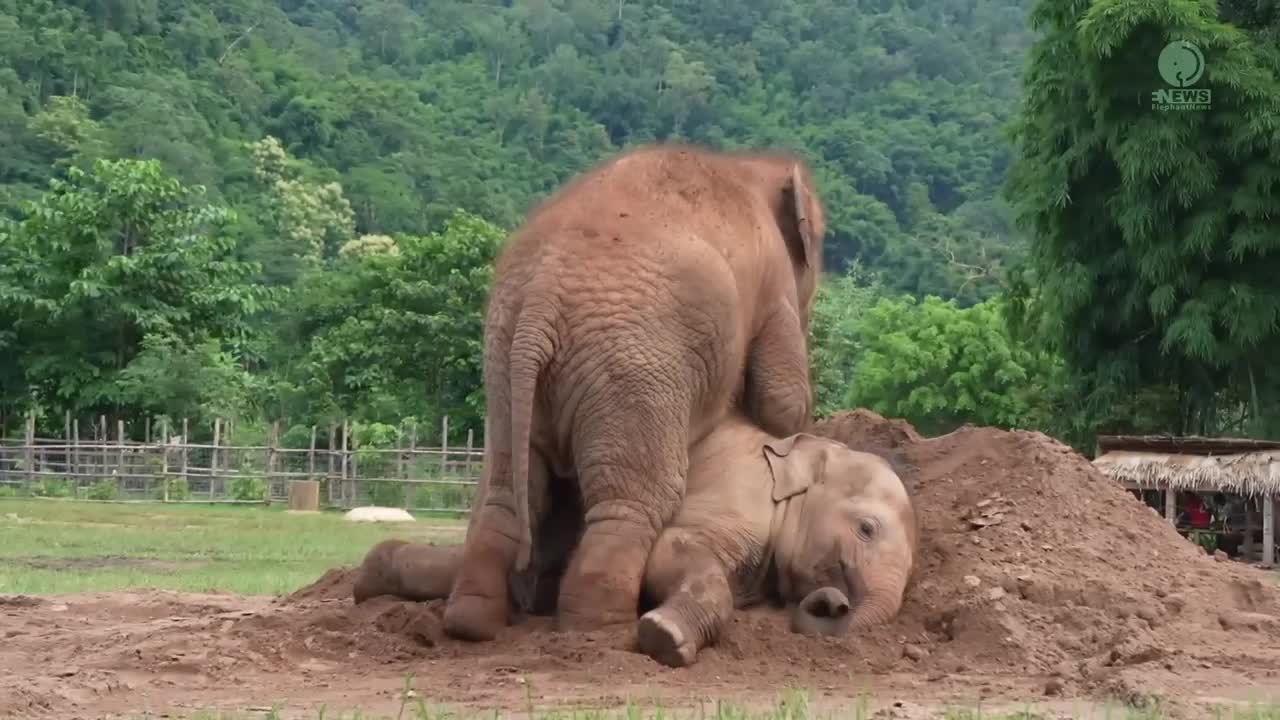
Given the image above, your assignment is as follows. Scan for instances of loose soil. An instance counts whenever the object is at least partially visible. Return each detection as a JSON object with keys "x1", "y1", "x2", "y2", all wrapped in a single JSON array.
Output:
[{"x1": 4, "y1": 411, "x2": 1280, "y2": 719}]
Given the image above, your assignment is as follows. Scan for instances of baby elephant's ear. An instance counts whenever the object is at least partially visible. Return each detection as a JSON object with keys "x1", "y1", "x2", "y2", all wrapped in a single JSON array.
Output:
[{"x1": 763, "y1": 434, "x2": 828, "y2": 502}]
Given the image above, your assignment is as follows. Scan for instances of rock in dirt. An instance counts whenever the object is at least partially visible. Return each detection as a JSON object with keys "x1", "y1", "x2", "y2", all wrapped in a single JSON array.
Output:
[
  {"x1": 1218, "y1": 610, "x2": 1280, "y2": 632},
  {"x1": 903, "y1": 644, "x2": 929, "y2": 661},
  {"x1": 344, "y1": 506, "x2": 416, "y2": 523}
]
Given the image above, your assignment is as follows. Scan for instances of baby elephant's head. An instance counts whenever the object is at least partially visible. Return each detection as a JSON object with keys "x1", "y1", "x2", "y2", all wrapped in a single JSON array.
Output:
[{"x1": 763, "y1": 434, "x2": 916, "y2": 637}]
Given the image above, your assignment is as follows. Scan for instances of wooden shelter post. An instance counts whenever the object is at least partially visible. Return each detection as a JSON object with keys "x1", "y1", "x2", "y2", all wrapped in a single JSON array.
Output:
[
  {"x1": 1265, "y1": 497, "x2": 1275, "y2": 567},
  {"x1": 1243, "y1": 500, "x2": 1256, "y2": 560}
]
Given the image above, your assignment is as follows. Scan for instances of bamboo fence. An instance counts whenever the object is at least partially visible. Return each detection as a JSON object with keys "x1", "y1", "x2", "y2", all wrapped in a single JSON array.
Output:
[{"x1": 0, "y1": 412, "x2": 483, "y2": 513}]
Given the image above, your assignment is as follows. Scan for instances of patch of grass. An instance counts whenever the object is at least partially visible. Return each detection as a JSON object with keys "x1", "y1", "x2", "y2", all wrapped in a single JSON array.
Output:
[
  {"x1": 135, "y1": 695, "x2": 1280, "y2": 720},
  {"x1": 125, "y1": 679, "x2": 1280, "y2": 720},
  {"x1": 0, "y1": 498, "x2": 466, "y2": 595}
]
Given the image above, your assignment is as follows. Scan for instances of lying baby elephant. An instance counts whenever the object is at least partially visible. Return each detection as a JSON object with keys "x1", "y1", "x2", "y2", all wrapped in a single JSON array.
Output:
[
  {"x1": 635, "y1": 412, "x2": 917, "y2": 666},
  {"x1": 352, "y1": 412, "x2": 916, "y2": 667}
]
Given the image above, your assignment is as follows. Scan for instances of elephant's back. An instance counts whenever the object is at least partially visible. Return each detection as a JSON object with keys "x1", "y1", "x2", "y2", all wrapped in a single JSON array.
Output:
[{"x1": 515, "y1": 146, "x2": 781, "y2": 270}]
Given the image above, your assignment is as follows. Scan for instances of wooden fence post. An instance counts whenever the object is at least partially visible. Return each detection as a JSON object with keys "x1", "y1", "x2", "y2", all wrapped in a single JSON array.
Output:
[
  {"x1": 409, "y1": 423, "x2": 418, "y2": 509},
  {"x1": 465, "y1": 428, "x2": 474, "y2": 479},
  {"x1": 308, "y1": 425, "x2": 317, "y2": 481},
  {"x1": 161, "y1": 418, "x2": 170, "y2": 502},
  {"x1": 327, "y1": 422, "x2": 337, "y2": 505},
  {"x1": 340, "y1": 419, "x2": 350, "y2": 507},
  {"x1": 211, "y1": 418, "x2": 222, "y2": 500},
  {"x1": 98, "y1": 415, "x2": 106, "y2": 481},
  {"x1": 398, "y1": 423, "x2": 408, "y2": 509},
  {"x1": 180, "y1": 418, "x2": 189, "y2": 494},
  {"x1": 350, "y1": 421, "x2": 359, "y2": 504},
  {"x1": 266, "y1": 420, "x2": 279, "y2": 506},
  {"x1": 63, "y1": 411, "x2": 71, "y2": 479},
  {"x1": 116, "y1": 419, "x2": 125, "y2": 492},
  {"x1": 72, "y1": 418, "x2": 80, "y2": 482},
  {"x1": 441, "y1": 415, "x2": 450, "y2": 479},
  {"x1": 23, "y1": 412, "x2": 34, "y2": 491}
]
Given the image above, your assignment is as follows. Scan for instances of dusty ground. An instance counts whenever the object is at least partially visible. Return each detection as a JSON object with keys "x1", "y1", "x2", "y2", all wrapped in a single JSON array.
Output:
[{"x1": 4, "y1": 411, "x2": 1280, "y2": 719}]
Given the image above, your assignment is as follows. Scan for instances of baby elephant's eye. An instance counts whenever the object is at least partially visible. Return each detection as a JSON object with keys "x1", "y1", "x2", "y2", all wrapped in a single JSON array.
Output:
[{"x1": 857, "y1": 518, "x2": 878, "y2": 540}]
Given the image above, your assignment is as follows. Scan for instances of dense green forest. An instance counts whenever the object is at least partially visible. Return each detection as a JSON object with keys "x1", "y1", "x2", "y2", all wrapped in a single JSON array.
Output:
[{"x1": 2, "y1": 0, "x2": 1279, "y2": 460}]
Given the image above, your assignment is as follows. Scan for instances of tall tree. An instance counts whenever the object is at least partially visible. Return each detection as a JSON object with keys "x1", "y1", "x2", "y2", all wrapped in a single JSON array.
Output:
[
  {"x1": 1004, "y1": 0, "x2": 1280, "y2": 436},
  {"x1": 0, "y1": 158, "x2": 273, "y2": 432}
]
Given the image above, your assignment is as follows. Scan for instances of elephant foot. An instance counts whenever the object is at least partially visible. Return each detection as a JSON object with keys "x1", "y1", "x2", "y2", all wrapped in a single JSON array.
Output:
[
  {"x1": 552, "y1": 599, "x2": 636, "y2": 633},
  {"x1": 637, "y1": 608, "x2": 698, "y2": 668},
  {"x1": 443, "y1": 506, "x2": 520, "y2": 642},
  {"x1": 443, "y1": 592, "x2": 510, "y2": 642},
  {"x1": 556, "y1": 516, "x2": 655, "y2": 632}
]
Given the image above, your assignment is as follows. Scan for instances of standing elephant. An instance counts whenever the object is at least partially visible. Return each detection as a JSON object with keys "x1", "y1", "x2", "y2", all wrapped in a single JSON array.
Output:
[
  {"x1": 352, "y1": 411, "x2": 917, "y2": 668},
  {"x1": 444, "y1": 143, "x2": 828, "y2": 642}
]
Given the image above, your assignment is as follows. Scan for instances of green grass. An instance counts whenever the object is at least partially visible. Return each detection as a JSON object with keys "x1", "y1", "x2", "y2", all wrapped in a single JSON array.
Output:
[
  {"x1": 146, "y1": 691, "x2": 1280, "y2": 720},
  {"x1": 0, "y1": 498, "x2": 466, "y2": 595}
]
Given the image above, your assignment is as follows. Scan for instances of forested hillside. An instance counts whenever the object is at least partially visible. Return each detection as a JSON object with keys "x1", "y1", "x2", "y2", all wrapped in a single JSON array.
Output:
[
  {"x1": 5, "y1": 0, "x2": 1279, "y2": 471},
  {"x1": 1, "y1": 0, "x2": 1035, "y2": 301}
]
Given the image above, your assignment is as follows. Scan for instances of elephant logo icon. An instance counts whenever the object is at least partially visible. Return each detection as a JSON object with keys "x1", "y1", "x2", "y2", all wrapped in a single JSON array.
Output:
[{"x1": 1158, "y1": 40, "x2": 1205, "y2": 88}]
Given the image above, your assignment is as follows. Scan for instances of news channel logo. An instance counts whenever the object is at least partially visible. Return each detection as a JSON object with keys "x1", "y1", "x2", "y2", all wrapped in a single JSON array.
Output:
[{"x1": 1152, "y1": 40, "x2": 1210, "y2": 111}]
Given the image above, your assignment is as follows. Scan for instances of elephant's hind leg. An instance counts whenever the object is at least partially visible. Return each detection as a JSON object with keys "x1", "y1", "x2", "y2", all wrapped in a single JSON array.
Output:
[
  {"x1": 554, "y1": 405, "x2": 687, "y2": 633},
  {"x1": 444, "y1": 447, "x2": 553, "y2": 641},
  {"x1": 353, "y1": 540, "x2": 463, "y2": 604}
]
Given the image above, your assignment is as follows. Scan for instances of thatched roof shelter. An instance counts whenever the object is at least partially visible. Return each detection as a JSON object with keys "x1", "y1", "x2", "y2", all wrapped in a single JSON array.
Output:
[
  {"x1": 1094, "y1": 434, "x2": 1280, "y2": 567},
  {"x1": 1093, "y1": 434, "x2": 1280, "y2": 499}
]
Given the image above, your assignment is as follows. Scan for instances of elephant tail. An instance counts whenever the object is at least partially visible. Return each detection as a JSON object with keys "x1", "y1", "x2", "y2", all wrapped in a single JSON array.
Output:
[{"x1": 509, "y1": 297, "x2": 557, "y2": 573}]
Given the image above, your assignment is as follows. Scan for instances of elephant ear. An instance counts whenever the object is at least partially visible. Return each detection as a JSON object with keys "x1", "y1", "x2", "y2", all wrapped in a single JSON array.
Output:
[
  {"x1": 782, "y1": 164, "x2": 815, "y2": 269},
  {"x1": 763, "y1": 434, "x2": 827, "y2": 503}
]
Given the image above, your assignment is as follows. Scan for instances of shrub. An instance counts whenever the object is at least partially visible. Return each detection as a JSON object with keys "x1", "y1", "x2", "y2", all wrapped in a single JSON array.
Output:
[
  {"x1": 86, "y1": 479, "x2": 118, "y2": 500},
  {"x1": 153, "y1": 476, "x2": 192, "y2": 501},
  {"x1": 231, "y1": 476, "x2": 267, "y2": 502}
]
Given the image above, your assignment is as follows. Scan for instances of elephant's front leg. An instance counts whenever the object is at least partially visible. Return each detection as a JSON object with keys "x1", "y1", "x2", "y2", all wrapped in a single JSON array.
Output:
[
  {"x1": 554, "y1": 416, "x2": 687, "y2": 633},
  {"x1": 743, "y1": 303, "x2": 813, "y2": 438},
  {"x1": 636, "y1": 528, "x2": 735, "y2": 668}
]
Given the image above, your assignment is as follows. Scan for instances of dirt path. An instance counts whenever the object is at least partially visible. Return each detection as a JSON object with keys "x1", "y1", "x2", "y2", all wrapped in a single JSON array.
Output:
[{"x1": 4, "y1": 411, "x2": 1280, "y2": 719}]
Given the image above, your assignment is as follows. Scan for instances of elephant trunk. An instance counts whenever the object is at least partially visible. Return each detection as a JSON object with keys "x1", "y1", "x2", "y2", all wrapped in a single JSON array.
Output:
[
  {"x1": 789, "y1": 586, "x2": 852, "y2": 636},
  {"x1": 844, "y1": 566, "x2": 909, "y2": 631},
  {"x1": 788, "y1": 571, "x2": 907, "y2": 637}
]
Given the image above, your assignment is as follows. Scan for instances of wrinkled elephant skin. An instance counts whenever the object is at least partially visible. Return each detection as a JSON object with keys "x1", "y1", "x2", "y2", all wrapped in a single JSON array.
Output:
[{"x1": 443, "y1": 142, "x2": 828, "y2": 642}]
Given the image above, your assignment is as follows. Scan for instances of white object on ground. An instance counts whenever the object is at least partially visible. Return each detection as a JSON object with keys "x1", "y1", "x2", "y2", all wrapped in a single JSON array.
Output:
[{"x1": 344, "y1": 506, "x2": 416, "y2": 523}]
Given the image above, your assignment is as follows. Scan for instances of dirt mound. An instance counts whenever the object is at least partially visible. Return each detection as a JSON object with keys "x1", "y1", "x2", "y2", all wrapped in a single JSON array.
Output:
[
  {"x1": 807, "y1": 411, "x2": 1280, "y2": 701},
  {"x1": 4, "y1": 411, "x2": 1280, "y2": 718},
  {"x1": 286, "y1": 565, "x2": 357, "y2": 602},
  {"x1": 813, "y1": 408, "x2": 923, "y2": 452}
]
